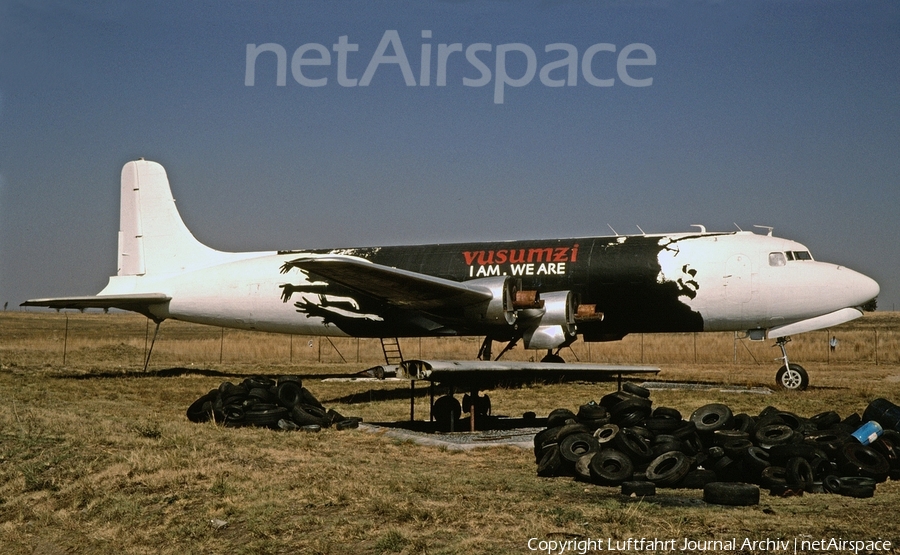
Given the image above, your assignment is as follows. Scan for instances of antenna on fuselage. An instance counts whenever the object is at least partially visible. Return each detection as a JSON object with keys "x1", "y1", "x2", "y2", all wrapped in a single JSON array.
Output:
[
  {"x1": 753, "y1": 225, "x2": 774, "y2": 236},
  {"x1": 690, "y1": 224, "x2": 706, "y2": 234},
  {"x1": 733, "y1": 223, "x2": 744, "y2": 231},
  {"x1": 636, "y1": 225, "x2": 646, "y2": 235},
  {"x1": 607, "y1": 224, "x2": 619, "y2": 236}
]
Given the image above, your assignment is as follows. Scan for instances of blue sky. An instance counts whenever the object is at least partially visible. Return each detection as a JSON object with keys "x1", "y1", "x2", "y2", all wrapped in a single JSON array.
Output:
[{"x1": 2, "y1": 1, "x2": 899, "y2": 310}]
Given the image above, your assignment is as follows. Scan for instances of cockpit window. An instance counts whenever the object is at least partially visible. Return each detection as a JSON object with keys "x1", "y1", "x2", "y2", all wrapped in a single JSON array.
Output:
[
  {"x1": 777, "y1": 251, "x2": 813, "y2": 264},
  {"x1": 769, "y1": 252, "x2": 787, "y2": 267}
]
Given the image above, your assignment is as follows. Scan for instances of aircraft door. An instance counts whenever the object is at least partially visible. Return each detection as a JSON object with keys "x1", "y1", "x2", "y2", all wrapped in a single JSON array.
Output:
[{"x1": 724, "y1": 254, "x2": 752, "y2": 320}]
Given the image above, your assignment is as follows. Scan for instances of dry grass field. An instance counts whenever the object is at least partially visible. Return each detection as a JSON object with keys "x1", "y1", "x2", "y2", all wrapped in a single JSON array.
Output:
[{"x1": 3, "y1": 310, "x2": 900, "y2": 554}]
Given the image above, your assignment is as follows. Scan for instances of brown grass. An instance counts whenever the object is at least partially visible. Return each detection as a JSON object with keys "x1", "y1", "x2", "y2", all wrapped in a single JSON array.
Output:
[{"x1": 2, "y1": 311, "x2": 900, "y2": 554}]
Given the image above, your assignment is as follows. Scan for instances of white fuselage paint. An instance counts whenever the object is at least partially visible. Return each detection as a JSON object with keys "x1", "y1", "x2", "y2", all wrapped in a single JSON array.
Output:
[
  {"x1": 101, "y1": 253, "x2": 335, "y2": 334},
  {"x1": 655, "y1": 232, "x2": 879, "y2": 333}
]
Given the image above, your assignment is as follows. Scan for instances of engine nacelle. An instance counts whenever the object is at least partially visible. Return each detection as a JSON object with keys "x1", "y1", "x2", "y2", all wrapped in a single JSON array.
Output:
[
  {"x1": 520, "y1": 290, "x2": 578, "y2": 349},
  {"x1": 463, "y1": 276, "x2": 519, "y2": 326},
  {"x1": 523, "y1": 325, "x2": 570, "y2": 350}
]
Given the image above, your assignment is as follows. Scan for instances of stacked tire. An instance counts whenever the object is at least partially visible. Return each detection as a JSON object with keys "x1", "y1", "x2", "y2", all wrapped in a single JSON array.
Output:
[
  {"x1": 186, "y1": 376, "x2": 360, "y2": 431},
  {"x1": 533, "y1": 384, "x2": 900, "y2": 503}
]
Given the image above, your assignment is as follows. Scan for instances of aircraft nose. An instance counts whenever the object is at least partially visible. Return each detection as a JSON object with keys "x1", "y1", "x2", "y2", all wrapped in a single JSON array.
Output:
[{"x1": 839, "y1": 266, "x2": 880, "y2": 310}]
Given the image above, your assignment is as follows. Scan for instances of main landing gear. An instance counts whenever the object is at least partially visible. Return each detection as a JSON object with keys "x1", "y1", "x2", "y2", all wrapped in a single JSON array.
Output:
[
  {"x1": 540, "y1": 350, "x2": 565, "y2": 363},
  {"x1": 477, "y1": 337, "x2": 571, "y2": 364},
  {"x1": 437, "y1": 336, "x2": 567, "y2": 431},
  {"x1": 431, "y1": 387, "x2": 492, "y2": 432},
  {"x1": 773, "y1": 336, "x2": 809, "y2": 391}
]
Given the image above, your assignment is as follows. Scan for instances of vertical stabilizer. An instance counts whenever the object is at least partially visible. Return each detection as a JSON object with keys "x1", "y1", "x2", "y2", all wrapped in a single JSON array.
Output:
[{"x1": 117, "y1": 160, "x2": 225, "y2": 276}]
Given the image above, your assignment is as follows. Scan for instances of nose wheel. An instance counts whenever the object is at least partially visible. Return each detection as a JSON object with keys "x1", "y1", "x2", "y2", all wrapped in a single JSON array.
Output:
[{"x1": 774, "y1": 337, "x2": 809, "y2": 390}]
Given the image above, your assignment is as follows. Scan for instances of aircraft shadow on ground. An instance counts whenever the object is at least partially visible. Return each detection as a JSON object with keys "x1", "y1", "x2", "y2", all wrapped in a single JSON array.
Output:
[{"x1": 62, "y1": 367, "x2": 256, "y2": 380}]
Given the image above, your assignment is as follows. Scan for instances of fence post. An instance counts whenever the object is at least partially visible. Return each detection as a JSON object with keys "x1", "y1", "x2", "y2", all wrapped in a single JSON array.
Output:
[
  {"x1": 144, "y1": 318, "x2": 150, "y2": 366},
  {"x1": 733, "y1": 332, "x2": 736, "y2": 364},
  {"x1": 63, "y1": 313, "x2": 69, "y2": 366},
  {"x1": 875, "y1": 329, "x2": 879, "y2": 366}
]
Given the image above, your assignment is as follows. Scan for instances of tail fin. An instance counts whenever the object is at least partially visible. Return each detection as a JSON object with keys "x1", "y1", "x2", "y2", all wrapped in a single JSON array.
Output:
[{"x1": 118, "y1": 160, "x2": 226, "y2": 276}]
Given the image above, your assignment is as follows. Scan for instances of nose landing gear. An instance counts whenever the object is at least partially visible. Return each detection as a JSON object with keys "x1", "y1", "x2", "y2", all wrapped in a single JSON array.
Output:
[{"x1": 774, "y1": 336, "x2": 809, "y2": 390}]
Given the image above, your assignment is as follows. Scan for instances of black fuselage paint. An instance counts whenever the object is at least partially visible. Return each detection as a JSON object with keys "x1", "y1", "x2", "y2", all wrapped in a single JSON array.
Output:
[{"x1": 279, "y1": 233, "x2": 717, "y2": 340}]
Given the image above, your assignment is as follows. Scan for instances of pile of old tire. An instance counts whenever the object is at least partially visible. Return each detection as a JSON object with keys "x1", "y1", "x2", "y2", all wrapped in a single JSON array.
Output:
[
  {"x1": 534, "y1": 383, "x2": 900, "y2": 504},
  {"x1": 186, "y1": 375, "x2": 360, "y2": 431}
]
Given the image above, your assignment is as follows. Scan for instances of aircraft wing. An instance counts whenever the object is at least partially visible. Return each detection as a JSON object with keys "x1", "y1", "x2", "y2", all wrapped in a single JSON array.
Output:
[
  {"x1": 21, "y1": 293, "x2": 171, "y2": 319},
  {"x1": 282, "y1": 256, "x2": 493, "y2": 311},
  {"x1": 396, "y1": 359, "x2": 660, "y2": 388}
]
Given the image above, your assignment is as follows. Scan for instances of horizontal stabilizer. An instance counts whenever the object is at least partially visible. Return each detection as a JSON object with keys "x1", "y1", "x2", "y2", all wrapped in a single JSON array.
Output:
[
  {"x1": 21, "y1": 293, "x2": 171, "y2": 319},
  {"x1": 767, "y1": 307, "x2": 863, "y2": 338}
]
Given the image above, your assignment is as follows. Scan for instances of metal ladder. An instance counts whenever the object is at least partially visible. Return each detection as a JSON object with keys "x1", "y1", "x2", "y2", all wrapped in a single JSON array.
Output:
[{"x1": 380, "y1": 337, "x2": 404, "y2": 366}]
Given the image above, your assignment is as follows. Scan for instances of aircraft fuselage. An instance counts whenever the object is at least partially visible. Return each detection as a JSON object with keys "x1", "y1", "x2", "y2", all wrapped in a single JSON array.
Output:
[{"x1": 111, "y1": 231, "x2": 877, "y2": 343}]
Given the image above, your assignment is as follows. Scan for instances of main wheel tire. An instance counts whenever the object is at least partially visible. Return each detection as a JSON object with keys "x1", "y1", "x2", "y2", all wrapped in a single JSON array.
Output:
[
  {"x1": 810, "y1": 410, "x2": 841, "y2": 430},
  {"x1": 589, "y1": 449, "x2": 634, "y2": 486},
  {"x1": 776, "y1": 363, "x2": 809, "y2": 390},
  {"x1": 537, "y1": 445, "x2": 564, "y2": 477},
  {"x1": 839, "y1": 481, "x2": 875, "y2": 498},
  {"x1": 541, "y1": 353, "x2": 564, "y2": 363},
  {"x1": 690, "y1": 403, "x2": 735, "y2": 434},
  {"x1": 652, "y1": 406, "x2": 683, "y2": 420},
  {"x1": 645, "y1": 451, "x2": 692, "y2": 487},
  {"x1": 840, "y1": 442, "x2": 890, "y2": 482},
  {"x1": 574, "y1": 453, "x2": 596, "y2": 482},
  {"x1": 677, "y1": 469, "x2": 717, "y2": 489},
  {"x1": 186, "y1": 390, "x2": 218, "y2": 423},
  {"x1": 622, "y1": 481, "x2": 656, "y2": 496},
  {"x1": 533, "y1": 426, "x2": 562, "y2": 462},
  {"x1": 577, "y1": 402, "x2": 608, "y2": 421},
  {"x1": 547, "y1": 408, "x2": 578, "y2": 428},
  {"x1": 614, "y1": 427, "x2": 654, "y2": 463},
  {"x1": 754, "y1": 424, "x2": 795, "y2": 448},
  {"x1": 291, "y1": 405, "x2": 330, "y2": 427},
  {"x1": 244, "y1": 406, "x2": 289, "y2": 428},
  {"x1": 559, "y1": 432, "x2": 600, "y2": 465},
  {"x1": 622, "y1": 382, "x2": 651, "y2": 398},
  {"x1": 593, "y1": 423, "x2": 620, "y2": 444},
  {"x1": 432, "y1": 395, "x2": 462, "y2": 428},
  {"x1": 703, "y1": 482, "x2": 760, "y2": 506},
  {"x1": 742, "y1": 446, "x2": 771, "y2": 480},
  {"x1": 786, "y1": 457, "x2": 814, "y2": 489},
  {"x1": 276, "y1": 381, "x2": 304, "y2": 408}
]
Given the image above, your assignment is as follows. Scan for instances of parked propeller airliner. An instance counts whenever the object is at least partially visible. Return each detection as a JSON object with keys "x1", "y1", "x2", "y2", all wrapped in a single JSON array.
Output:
[{"x1": 24, "y1": 160, "x2": 879, "y2": 390}]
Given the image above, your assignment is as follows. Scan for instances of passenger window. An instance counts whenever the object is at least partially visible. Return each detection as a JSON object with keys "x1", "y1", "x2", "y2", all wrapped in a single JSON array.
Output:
[{"x1": 769, "y1": 252, "x2": 786, "y2": 267}]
